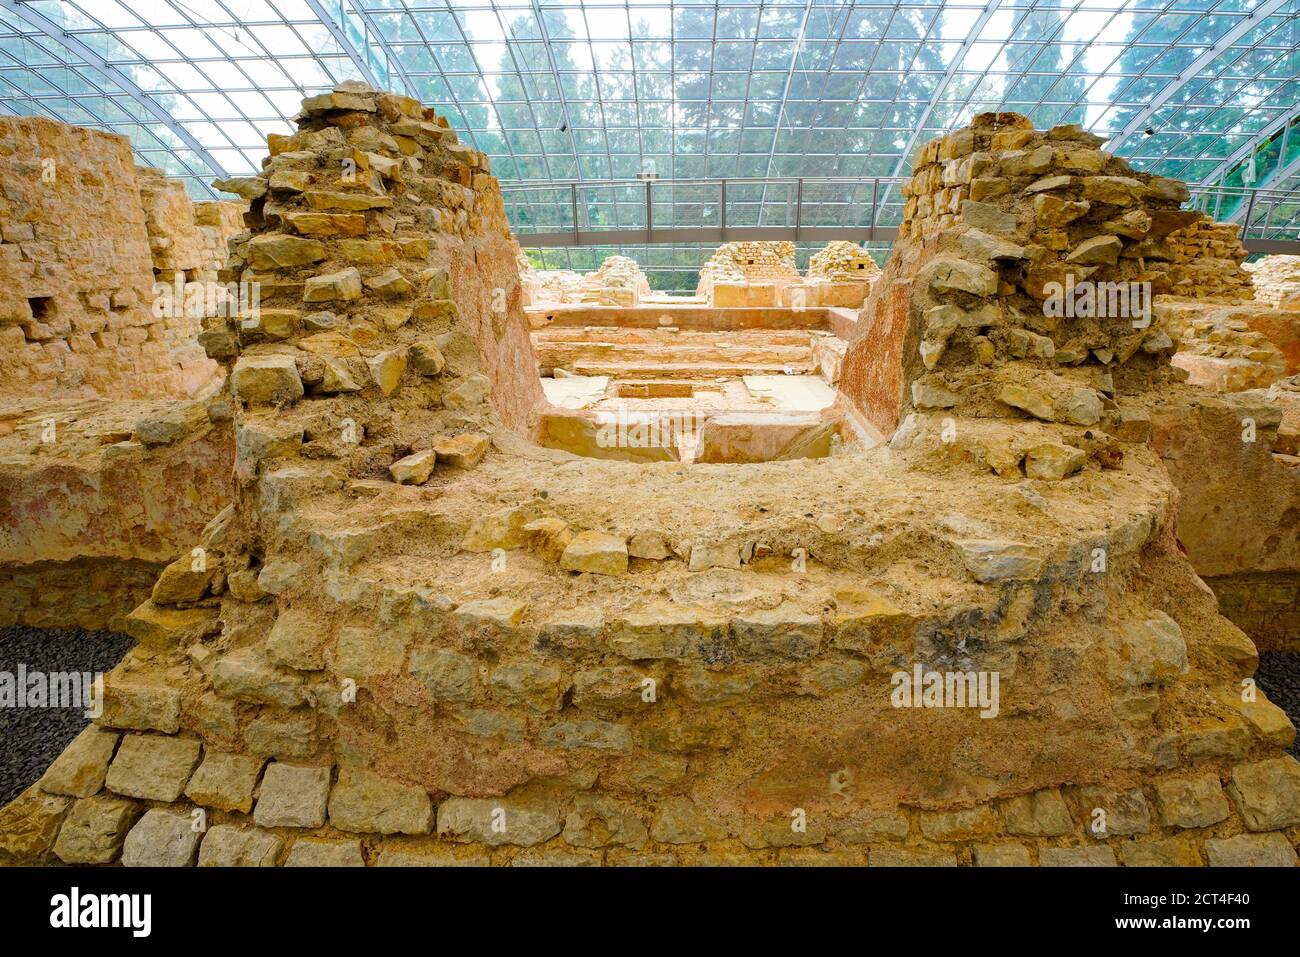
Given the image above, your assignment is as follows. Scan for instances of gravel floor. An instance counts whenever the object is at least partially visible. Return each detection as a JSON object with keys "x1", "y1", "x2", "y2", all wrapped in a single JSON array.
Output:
[
  {"x1": 0, "y1": 626, "x2": 133, "y2": 807},
  {"x1": 1255, "y1": 651, "x2": 1300, "y2": 759},
  {"x1": 0, "y1": 630, "x2": 1297, "y2": 809}
]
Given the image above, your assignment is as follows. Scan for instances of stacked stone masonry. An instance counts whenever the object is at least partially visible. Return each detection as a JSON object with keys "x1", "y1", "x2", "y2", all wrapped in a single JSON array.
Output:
[
  {"x1": 807, "y1": 241, "x2": 882, "y2": 283},
  {"x1": 3, "y1": 101, "x2": 1300, "y2": 869},
  {"x1": 696, "y1": 241, "x2": 800, "y2": 297},
  {"x1": 0, "y1": 116, "x2": 228, "y2": 399},
  {"x1": 1245, "y1": 255, "x2": 1300, "y2": 310},
  {"x1": 1162, "y1": 220, "x2": 1254, "y2": 301}
]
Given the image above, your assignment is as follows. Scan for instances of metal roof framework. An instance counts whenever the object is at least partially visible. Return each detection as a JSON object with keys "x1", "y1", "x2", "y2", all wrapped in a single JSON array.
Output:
[{"x1": 0, "y1": 0, "x2": 1298, "y2": 234}]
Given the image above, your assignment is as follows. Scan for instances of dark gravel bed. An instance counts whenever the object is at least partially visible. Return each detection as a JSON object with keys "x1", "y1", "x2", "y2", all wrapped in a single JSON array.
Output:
[
  {"x1": 0, "y1": 631, "x2": 1297, "y2": 810},
  {"x1": 0, "y1": 625, "x2": 133, "y2": 807},
  {"x1": 1255, "y1": 651, "x2": 1300, "y2": 759}
]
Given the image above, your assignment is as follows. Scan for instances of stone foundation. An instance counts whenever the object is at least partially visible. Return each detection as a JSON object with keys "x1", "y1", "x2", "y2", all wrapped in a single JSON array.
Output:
[
  {"x1": 0, "y1": 557, "x2": 164, "y2": 633},
  {"x1": 0, "y1": 397, "x2": 234, "y2": 631},
  {"x1": 1207, "y1": 572, "x2": 1300, "y2": 653},
  {"x1": 2, "y1": 104, "x2": 1298, "y2": 869},
  {"x1": 0, "y1": 117, "x2": 226, "y2": 400}
]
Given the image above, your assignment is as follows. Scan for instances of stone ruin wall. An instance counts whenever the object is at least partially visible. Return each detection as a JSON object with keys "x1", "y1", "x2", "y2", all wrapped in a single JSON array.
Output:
[
  {"x1": 136, "y1": 166, "x2": 245, "y2": 397},
  {"x1": 1246, "y1": 255, "x2": 1300, "y2": 309},
  {"x1": 0, "y1": 116, "x2": 229, "y2": 401},
  {"x1": 0, "y1": 116, "x2": 243, "y2": 631},
  {"x1": 807, "y1": 240, "x2": 882, "y2": 282},
  {"x1": 4, "y1": 105, "x2": 1300, "y2": 868},
  {"x1": 841, "y1": 113, "x2": 1198, "y2": 440},
  {"x1": 520, "y1": 253, "x2": 650, "y2": 308},
  {"x1": 695, "y1": 240, "x2": 800, "y2": 297},
  {"x1": 3, "y1": 104, "x2": 1298, "y2": 869},
  {"x1": 1161, "y1": 219, "x2": 1254, "y2": 302},
  {"x1": 198, "y1": 80, "x2": 540, "y2": 477}
]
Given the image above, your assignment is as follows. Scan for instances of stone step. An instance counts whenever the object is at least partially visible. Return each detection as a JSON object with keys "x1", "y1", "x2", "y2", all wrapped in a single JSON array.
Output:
[
  {"x1": 536, "y1": 341, "x2": 813, "y2": 370},
  {"x1": 570, "y1": 361, "x2": 813, "y2": 379},
  {"x1": 534, "y1": 328, "x2": 816, "y2": 346}
]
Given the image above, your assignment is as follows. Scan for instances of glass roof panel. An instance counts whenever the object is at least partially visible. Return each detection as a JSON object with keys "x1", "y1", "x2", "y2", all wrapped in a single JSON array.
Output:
[{"x1": 0, "y1": 0, "x2": 1294, "y2": 235}]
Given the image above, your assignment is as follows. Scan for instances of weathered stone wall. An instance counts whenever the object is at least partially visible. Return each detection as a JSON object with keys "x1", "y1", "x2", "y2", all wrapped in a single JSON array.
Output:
[
  {"x1": 840, "y1": 114, "x2": 1194, "y2": 438},
  {"x1": 0, "y1": 557, "x2": 164, "y2": 633},
  {"x1": 1207, "y1": 571, "x2": 1300, "y2": 652},
  {"x1": 136, "y1": 166, "x2": 239, "y2": 396},
  {"x1": 1147, "y1": 385, "x2": 1300, "y2": 652},
  {"x1": 696, "y1": 241, "x2": 800, "y2": 297},
  {"x1": 204, "y1": 84, "x2": 540, "y2": 441},
  {"x1": 1160, "y1": 300, "x2": 1288, "y2": 392},
  {"x1": 1162, "y1": 220, "x2": 1254, "y2": 301},
  {"x1": 0, "y1": 117, "x2": 218, "y2": 400},
  {"x1": 1245, "y1": 254, "x2": 1300, "y2": 309},
  {"x1": 0, "y1": 397, "x2": 234, "y2": 630},
  {"x1": 578, "y1": 255, "x2": 649, "y2": 306},
  {"x1": 808, "y1": 241, "x2": 881, "y2": 282},
  {"x1": 5, "y1": 105, "x2": 1299, "y2": 869}
]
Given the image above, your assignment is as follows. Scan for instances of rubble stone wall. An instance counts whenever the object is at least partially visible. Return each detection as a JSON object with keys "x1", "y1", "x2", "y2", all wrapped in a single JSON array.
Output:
[
  {"x1": 136, "y1": 166, "x2": 242, "y2": 396},
  {"x1": 1162, "y1": 220, "x2": 1254, "y2": 301},
  {"x1": 696, "y1": 241, "x2": 800, "y2": 297},
  {"x1": 0, "y1": 397, "x2": 235, "y2": 631},
  {"x1": 1245, "y1": 255, "x2": 1300, "y2": 310},
  {"x1": 5, "y1": 105, "x2": 1299, "y2": 869},
  {"x1": 1208, "y1": 571, "x2": 1300, "y2": 653},
  {"x1": 840, "y1": 114, "x2": 1193, "y2": 437},
  {"x1": 807, "y1": 241, "x2": 882, "y2": 282},
  {"x1": 0, "y1": 117, "x2": 219, "y2": 399}
]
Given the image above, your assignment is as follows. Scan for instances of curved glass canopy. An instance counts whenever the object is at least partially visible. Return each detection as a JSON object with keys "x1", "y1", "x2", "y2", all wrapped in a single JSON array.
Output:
[{"x1": 2, "y1": 0, "x2": 1298, "y2": 257}]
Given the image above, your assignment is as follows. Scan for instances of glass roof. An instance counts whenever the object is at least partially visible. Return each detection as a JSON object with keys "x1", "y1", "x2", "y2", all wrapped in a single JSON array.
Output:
[{"x1": 1, "y1": 0, "x2": 1298, "y2": 219}]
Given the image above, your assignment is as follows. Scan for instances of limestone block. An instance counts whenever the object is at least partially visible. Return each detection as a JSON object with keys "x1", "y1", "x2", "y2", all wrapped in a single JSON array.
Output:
[
  {"x1": 1116, "y1": 839, "x2": 1203, "y2": 867},
  {"x1": 53, "y1": 795, "x2": 141, "y2": 864},
  {"x1": 247, "y1": 235, "x2": 326, "y2": 269},
  {"x1": 408, "y1": 648, "x2": 476, "y2": 701},
  {"x1": 559, "y1": 531, "x2": 629, "y2": 576},
  {"x1": 150, "y1": 554, "x2": 214, "y2": 604},
  {"x1": 197, "y1": 825, "x2": 282, "y2": 866},
  {"x1": 123, "y1": 601, "x2": 220, "y2": 649},
  {"x1": 38, "y1": 725, "x2": 119, "y2": 798},
  {"x1": 253, "y1": 762, "x2": 331, "y2": 828},
  {"x1": 1153, "y1": 774, "x2": 1230, "y2": 828},
  {"x1": 955, "y1": 540, "x2": 1046, "y2": 582},
  {"x1": 328, "y1": 766, "x2": 433, "y2": 835},
  {"x1": 122, "y1": 809, "x2": 201, "y2": 867},
  {"x1": 437, "y1": 797, "x2": 561, "y2": 846},
  {"x1": 1227, "y1": 757, "x2": 1300, "y2": 831},
  {"x1": 303, "y1": 267, "x2": 363, "y2": 303},
  {"x1": 973, "y1": 843, "x2": 1032, "y2": 866},
  {"x1": 231, "y1": 355, "x2": 304, "y2": 405},
  {"x1": 389, "y1": 449, "x2": 436, "y2": 485},
  {"x1": 1107, "y1": 613, "x2": 1188, "y2": 687},
  {"x1": 998, "y1": 788, "x2": 1074, "y2": 837},
  {"x1": 433, "y1": 431, "x2": 490, "y2": 468},
  {"x1": 104, "y1": 734, "x2": 202, "y2": 802},
  {"x1": 490, "y1": 661, "x2": 568, "y2": 712},
  {"x1": 266, "y1": 608, "x2": 330, "y2": 671},
  {"x1": 1039, "y1": 846, "x2": 1117, "y2": 867},
  {"x1": 733, "y1": 604, "x2": 823, "y2": 659},
  {"x1": 185, "y1": 752, "x2": 266, "y2": 813},
  {"x1": 284, "y1": 839, "x2": 365, "y2": 866},
  {"x1": 0, "y1": 786, "x2": 71, "y2": 865},
  {"x1": 611, "y1": 604, "x2": 726, "y2": 660},
  {"x1": 649, "y1": 797, "x2": 728, "y2": 844},
  {"x1": 1203, "y1": 833, "x2": 1297, "y2": 867},
  {"x1": 367, "y1": 347, "x2": 407, "y2": 395}
]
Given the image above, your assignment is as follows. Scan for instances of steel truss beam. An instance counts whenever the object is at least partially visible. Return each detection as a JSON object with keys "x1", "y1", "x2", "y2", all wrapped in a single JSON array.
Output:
[
  {"x1": 0, "y1": 0, "x2": 229, "y2": 178},
  {"x1": 303, "y1": 0, "x2": 381, "y2": 90},
  {"x1": 890, "y1": 0, "x2": 1004, "y2": 177},
  {"x1": 1107, "y1": 0, "x2": 1291, "y2": 154}
]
